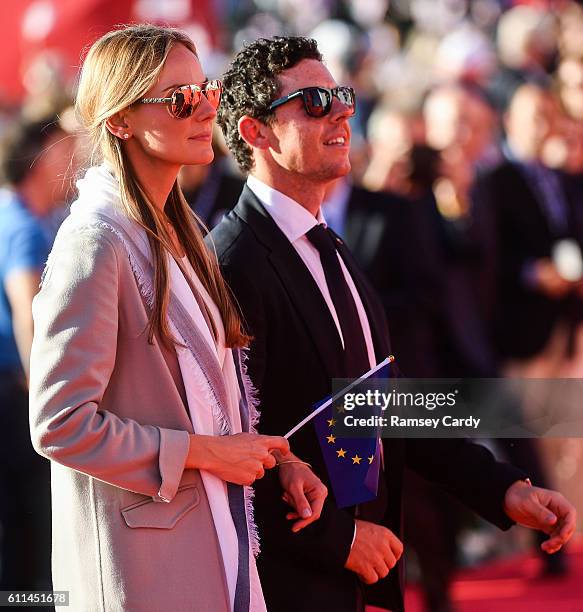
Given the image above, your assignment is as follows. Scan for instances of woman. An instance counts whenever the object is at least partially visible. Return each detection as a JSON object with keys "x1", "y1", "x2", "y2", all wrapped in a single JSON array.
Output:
[{"x1": 29, "y1": 25, "x2": 325, "y2": 612}]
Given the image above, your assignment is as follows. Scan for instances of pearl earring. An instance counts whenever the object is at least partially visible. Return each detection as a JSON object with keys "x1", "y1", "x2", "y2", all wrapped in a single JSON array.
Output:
[{"x1": 123, "y1": 134, "x2": 129, "y2": 140}]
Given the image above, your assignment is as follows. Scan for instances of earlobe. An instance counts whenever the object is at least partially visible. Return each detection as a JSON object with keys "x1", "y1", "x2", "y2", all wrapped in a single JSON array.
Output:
[
  {"x1": 105, "y1": 112, "x2": 132, "y2": 141},
  {"x1": 238, "y1": 115, "x2": 270, "y2": 151}
]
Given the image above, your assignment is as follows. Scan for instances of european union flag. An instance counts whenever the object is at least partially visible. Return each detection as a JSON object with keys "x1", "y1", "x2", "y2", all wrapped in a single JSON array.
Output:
[{"x1": 313, "y1": 357, "x2": 395, "y2": 508}]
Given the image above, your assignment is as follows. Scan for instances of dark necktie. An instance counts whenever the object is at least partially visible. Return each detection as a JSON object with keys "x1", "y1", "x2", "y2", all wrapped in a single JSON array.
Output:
[
  {"x1": 306, "y1": 224, "x2": 370, "y2": 378},
  {"x1": 307, "y1": 223, "x2": 387, "y2": 523}
]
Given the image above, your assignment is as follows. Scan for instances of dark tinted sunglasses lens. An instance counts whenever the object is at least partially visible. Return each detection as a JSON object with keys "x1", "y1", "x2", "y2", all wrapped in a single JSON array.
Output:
[
  {"x1": 303, "y1": 88, "x2": 330, "y2": 117},
  {"x1": 204, "y1": 80, "x2": 222, "y2": 109},
  {"x1": 171, "y1": 86, "x2": 199, "y2": 118}
]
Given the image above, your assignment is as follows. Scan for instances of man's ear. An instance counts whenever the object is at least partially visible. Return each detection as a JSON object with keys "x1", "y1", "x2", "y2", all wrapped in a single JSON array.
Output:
[
  {"x1": 238, "y1": 115, "x2": 271, "y2": 151},
  {"x1": 105, "y1": 111, "x2": 132, "y2": 141}
]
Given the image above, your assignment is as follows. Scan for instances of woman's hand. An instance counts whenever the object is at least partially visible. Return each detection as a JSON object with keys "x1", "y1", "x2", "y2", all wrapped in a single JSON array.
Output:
[
  {"x1": 276, "y1": 452, "x2": 328, "y2": 533},
  {"x1": 187, "y1": 433, "x2": 290, "y2": 486}
]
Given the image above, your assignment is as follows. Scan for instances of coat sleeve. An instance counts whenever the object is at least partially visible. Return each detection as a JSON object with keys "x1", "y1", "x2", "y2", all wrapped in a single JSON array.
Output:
[
  {"x1": 29, "y1": 227, "x2": 190, "y2": 502},
  {"x1": 405, "y1": 438, "x2": 527, "y2": 530}
]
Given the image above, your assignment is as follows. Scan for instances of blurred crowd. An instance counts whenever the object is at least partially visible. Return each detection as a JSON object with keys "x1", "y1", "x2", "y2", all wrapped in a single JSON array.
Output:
[{"x1": 1, "y1": 1, "x2": 583, "y2": 611}]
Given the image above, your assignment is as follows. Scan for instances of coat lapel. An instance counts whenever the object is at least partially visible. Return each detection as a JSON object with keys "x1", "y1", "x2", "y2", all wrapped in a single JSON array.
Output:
[{"x1": 234, "y1": 187, "x2": 345, "y2": 380}]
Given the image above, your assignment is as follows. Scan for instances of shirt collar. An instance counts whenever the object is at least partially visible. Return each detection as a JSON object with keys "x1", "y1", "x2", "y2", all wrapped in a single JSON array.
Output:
[{"x1": 246, "y1": 174, "x2": 326, "y2": 243}]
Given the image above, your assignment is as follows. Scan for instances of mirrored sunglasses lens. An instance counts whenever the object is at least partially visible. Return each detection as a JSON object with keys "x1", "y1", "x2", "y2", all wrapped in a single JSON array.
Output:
[
  {"x1": 171, "y1": 86, "x2": 198, "y2": 118},
  {"x1": 204, "y1": 80, "x2": 222, "y2": 109},
  {"x1": 304, "y1": 88, "x2": 330, "y2": 117}
]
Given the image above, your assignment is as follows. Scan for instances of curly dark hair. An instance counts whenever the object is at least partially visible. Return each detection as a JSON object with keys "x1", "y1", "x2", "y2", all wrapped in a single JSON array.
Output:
[{"x1": 218, "y1": 36, "x2": 322, "y2": 173}]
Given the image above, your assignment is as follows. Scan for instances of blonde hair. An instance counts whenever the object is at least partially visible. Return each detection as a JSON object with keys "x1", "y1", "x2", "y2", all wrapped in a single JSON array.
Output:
[{"x1": 76, "y1": 24, "x2": 249, "y2": 348}]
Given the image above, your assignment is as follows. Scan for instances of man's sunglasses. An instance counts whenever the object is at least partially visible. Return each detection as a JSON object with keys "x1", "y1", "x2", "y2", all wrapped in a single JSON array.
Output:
[
  {"x1": 140, "y1": 79, "x2": 223, "y2": 119},
  {"x1": 268, "y1": 86, "x2": 356, "y2": 118}
]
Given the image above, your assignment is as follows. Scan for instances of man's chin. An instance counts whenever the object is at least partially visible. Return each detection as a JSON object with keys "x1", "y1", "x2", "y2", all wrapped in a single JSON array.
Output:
[
  {"x1": 326, "y1": 160, "x2": 351, "y2": 180},
  {"x1": 336, "y1": 163, "x2": 351, "y2": 180}
]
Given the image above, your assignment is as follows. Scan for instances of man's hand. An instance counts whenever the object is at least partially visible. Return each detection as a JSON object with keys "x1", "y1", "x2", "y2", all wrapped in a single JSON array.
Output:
[
  {"x1": 504, "y1": 480, "x2": 576, "y2": 554},
  {"x1": 344, "y1": 519, "x2": 404, "y2": 584},
  {"x1": 278, "y1": 453, "x2": 328, "y2": 533}
]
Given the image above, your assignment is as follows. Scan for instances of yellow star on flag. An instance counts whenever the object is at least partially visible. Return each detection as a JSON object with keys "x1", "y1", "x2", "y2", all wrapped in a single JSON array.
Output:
[
  {"x1": 368, "y1": 455, "x2": 375, "y2": 465},
  {"x1": 326, "y1": 434, "x2": 336, "y2": 444},
  {"x1": 352, "y1": 455, "x2": 362, "y2": 465},
  {"x1": 327, "y1": 418, "x2": 336, "y2": 427},
  {"x1": 336, "y1": 448, "x2": 347, "y2": 458}
]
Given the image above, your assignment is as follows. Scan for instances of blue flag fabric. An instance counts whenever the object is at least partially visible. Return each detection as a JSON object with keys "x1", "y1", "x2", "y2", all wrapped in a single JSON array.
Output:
[{"x1": 313, "y1": 359, "x2": 394, "y2": 508}]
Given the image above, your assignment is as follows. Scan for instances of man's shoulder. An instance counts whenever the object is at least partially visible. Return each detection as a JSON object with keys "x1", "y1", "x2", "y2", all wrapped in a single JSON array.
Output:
[
  {"x1": 208, "y1": 208, "x2": 267, "y2": 268},
  {"x1": 351, "y1": 184, "x2": 408, "y2": 206},
  {"x1": 481, "y1": 161, "x2": 537, "y2": 214},
  {"x1": 348, "y1": 185, "x2": 411, "y2": 220},
  {"x1": 482, "y1": 160, "x2": 524, "y2": 186}
]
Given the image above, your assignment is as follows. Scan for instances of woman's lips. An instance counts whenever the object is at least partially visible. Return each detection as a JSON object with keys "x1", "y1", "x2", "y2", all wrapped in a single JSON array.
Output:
[{"x1": 189, "y1": 133, "x2": 212, "y2": 141}]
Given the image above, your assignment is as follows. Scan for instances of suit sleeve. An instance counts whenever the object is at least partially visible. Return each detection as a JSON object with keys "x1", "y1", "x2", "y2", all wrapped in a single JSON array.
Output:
[
  {"x1": 405, "y1": 438, "x2": 527, "y2": 529},
  {"x1": 29, "y1": 227, "x2": 190, "y2": 502},
  {"x1": 218, "y1": 252, "x2": 356, "y2": 571}
]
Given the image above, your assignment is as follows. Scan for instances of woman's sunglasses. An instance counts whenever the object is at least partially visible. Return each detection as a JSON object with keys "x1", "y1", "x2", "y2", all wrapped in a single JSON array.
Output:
[
  {"x1": 140, "y1": 79, "x2": 223, "y2": 119},
  {"x1": 268, "y1": 86, "x2": 356, "y2": 118}
]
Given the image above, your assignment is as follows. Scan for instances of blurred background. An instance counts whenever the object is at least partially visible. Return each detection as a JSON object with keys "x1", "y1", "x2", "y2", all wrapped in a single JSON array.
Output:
[{"x1": 1, "y1": 1, "x2": 583, "y2": 611}]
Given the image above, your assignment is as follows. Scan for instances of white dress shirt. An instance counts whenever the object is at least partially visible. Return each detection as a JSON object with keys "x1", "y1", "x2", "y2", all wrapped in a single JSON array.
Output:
[{"x1": 247, "y1": 174, "x2": 376, "y2": 369}]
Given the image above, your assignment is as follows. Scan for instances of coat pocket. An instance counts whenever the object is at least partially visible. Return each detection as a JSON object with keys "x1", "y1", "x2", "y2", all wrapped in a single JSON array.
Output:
[{"x1": 121, "y1": 484, "x2": 200, "y2": 529}]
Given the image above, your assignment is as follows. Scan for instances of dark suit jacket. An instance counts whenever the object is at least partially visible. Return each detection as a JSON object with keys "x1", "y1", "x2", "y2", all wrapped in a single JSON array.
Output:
[
  {"x1": 183, "y1": 159, "x2": 245, "y2": 228},
  {"x1": 479, "y1": 162, "x2": 583, "y2": 359},
  {"x1": 208, "y1": 186, "x2": 525, "y2": 612},
  {"x1": 344, "y1": 186, "x2": 496, "y2": 377}
]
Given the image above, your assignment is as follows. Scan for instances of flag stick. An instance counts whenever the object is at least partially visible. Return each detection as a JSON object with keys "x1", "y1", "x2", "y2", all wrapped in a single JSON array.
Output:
[{"x1": 284, "y1": 355, "x2": 394, "y2": 439}]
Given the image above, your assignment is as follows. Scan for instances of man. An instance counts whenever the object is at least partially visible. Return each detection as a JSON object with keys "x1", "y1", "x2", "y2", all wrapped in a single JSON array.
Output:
[
  {"x1": 210, "y1": 37, "x2": 576, "y2": 612},
  {"x1": 480, "y1": 84, "x2": 583, "y2": 365},
  {"x1": 0, "y1": 111, "x2": 75, "y2": 590},
  {"x1": 477, "y1": 83, "x2": 583, "y2": 578}
]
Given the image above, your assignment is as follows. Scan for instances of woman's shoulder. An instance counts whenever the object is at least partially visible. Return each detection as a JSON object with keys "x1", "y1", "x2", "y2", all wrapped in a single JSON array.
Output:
[
  {"x1": 42, "y1": 215, "x2": 127, "y2": 290},
  {"x1": 53, "y1": 213, "x2": 129, "y2": 258}
]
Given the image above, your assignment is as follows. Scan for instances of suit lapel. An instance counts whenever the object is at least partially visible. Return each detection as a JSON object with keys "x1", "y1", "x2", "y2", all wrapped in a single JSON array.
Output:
[{"x1": 234, "y1": 187, "x2": 345, "y2": 379}]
